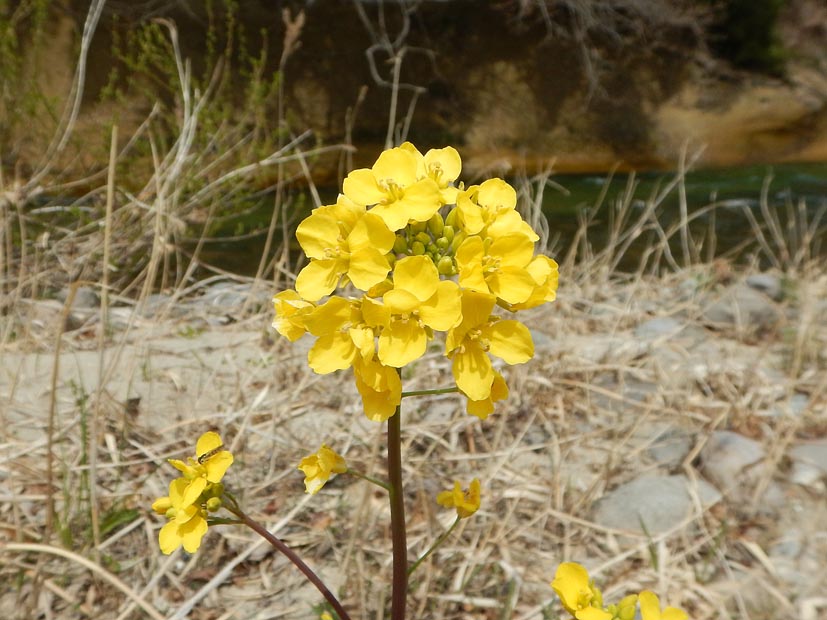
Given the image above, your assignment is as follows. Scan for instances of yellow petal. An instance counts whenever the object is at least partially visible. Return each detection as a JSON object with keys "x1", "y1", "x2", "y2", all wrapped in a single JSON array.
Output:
[
  {"x1": 343, "y1": 168, "x2": 386, "y2": 205},
  {"x1": 639, "y1": 591, "x2": 661, "y2": 620},
  {"x1": 295, "y1": 259, "x2": 345, "y2": 302},
  {"x1": 490, "y1": 233, "x2": 534, "y2": 268},
  {"x1": 446, "y1": 290, "x2": 496, "y2": 352},
  {"x1": 418, "y1": 280, "x2": 462, "y2": 331},
  {"x1": 372, "y1": 147, "x2": 418, "y2": 187},
  {"x1": 456, "y1": 190, "x2": 485, "y2": 235},
  {"x1": 296, "y1": 209, "x2": 339, "y2": 259},
  {"x1": 551, "y1": 563, "x2": 592, "y2": 612},
  {"x1": 424, "y1": 146, "x2": 461, "y2": 185},
  {"x1": 396, "y1": 178, "x2": 442, "y2": 222},
  {"x1": 477, "y1": 178, "x2": 516, "y2": 211},
  {"x1": 452, "y1": 343, "x2": 494, "y2": 401},
  {"x1": 159, "y1": 520, "x2": 183, "y2": 555},
  {"x1": 393, "y1": 255, "x2": 440, "y2": 301},
  {"x1": 347, "y1": 247, "x2": 391, "y2": 291},
  {"x1": 349, "y1": 326, "x2": 375, "y2": 359},
  {"x1": 180, "y1": 477, "x2": 207, "y2": 508},
  {"x1": 361, "y1": 296, "x2": 391, "y2": 328},
  {"x1": 576, "y1": 608, "x2": 612, "y2": 620},
  {"x1": 308, "y1": 332, "x2": 357, "y2": 374},
  {"x1": 466, "y1": 372, "x2": 509, "y2": 419},
  {"x1": 179, "y1": 513, "x2": 209, "y2": 553},
  {"x1": 488, "y1": 209, "x2": 539, "y2": 241},
  {"x1": 303, "y1": 296, "x2": 351, "y2": 336},
  {"x1": 485, "y1": 320, "x2": 534, "y2": 364},
  {"x1": 378, "y1": 319, "x2": 427, "y2": 367},
  {"x1": 196, "y1": 432, "x2": 222, "y2": 457},
  {"x1": 487, "y1": 266, "x2": 537, "y2": 305},
  {"x1": 347, "y1": 212, "x2": 395, "y2": 253},
  {"x1": 204, "y1": 451, "x2": 233, "y2": 483}
]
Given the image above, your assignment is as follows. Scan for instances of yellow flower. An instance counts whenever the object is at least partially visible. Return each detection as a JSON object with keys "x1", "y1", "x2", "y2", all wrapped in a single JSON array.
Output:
[
  {"x1": 155, "y1": 478, "x2": 210, "y2": 554},
  {"x1": 400, "y1": 141, "x2": 462, "y2": 204},
  {"x1": 363, "y1": 255, "x2": 462, "y2": 367},
  {"x1": 167, "y1": 432, "x2": 234, "y2": 510},
  {"x1": 436, "y1": 478, "x2": 481, "y2": 518},
  {"x1": 551, "y1": 562, "x2": 612, "y2": 620},
  {"x1": 298, "y1": 444, "x2": 348, "y2": 494},
  {"x1": 342, "y1": 146, "x2": 442, "y2": 231},
  {"x1": 272, "y1": 289, "x2": 315, "y2": 342},
  {"x1": 353, "y1": 356, "x2": 403, "y2": 422},
  {"x1": 465, "y1": 371, "x2": 509, "y2": 419},
  {"x1": 503, "y1": 254, "x2": 559, "y2": 311},
  {"x1": 303, "y1": 296, "x2": 375, "y2": 374},
  {"x1": 294, "y1": 197, "x2": 395, "y2": 301},
  {"x1": 455, "y1": 179, "x2": 538, "y2": 241},
  {"x1": 639, "y1": 591, "x2": 687, "y2": 620},
  {"x1": 446, "y1": 290, "x2": 533, "y2": 402},
  {"x1": 455, "y1": 232, "x2": 539, "y2": 305}
]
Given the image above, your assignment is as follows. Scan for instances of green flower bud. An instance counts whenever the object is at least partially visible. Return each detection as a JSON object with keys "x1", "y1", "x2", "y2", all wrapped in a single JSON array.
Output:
[
  {"x1": 426, "y1": 243, "x2": 439, "y2": 255},
  {"x1": 411, "y1": 241, "x2": 426, "y2": 256},
  {"x1": 436, "y1": 236, "x2": 450, "y2": 250},
  {"x1": 386, "y1": 253, "x2": 396, "y2": 267},
  {"x1": 210, "y1": 482, "x2": 225, "y2": 497},
  {"x1": 415, "y1": 231, "x2": 431, "y2": 245},
  {"x1": 427, "y1": 213, "x2": 444, "y2": 236},
  {"x1": 165, "y1": 507, "x2": 177, "y2": 519},
  {"x1": 206, "y1": 497, "x2": 222, "y2": 512},
  {"x1": 451, "y1": 231, "x2": 467, "y2": 253},
  {"x1": 437, "y1": 256, "x2": 454, "y2": 276},
  {"x1": 393, "y1": 235, "x2": 408, "y2": 255},
  {"x1": 410, "y1": 221, "x2": 427, "y2": 234},
  {"x1": 445, "y1": 208, "x2": 458, "y2": 228},
  {"x1": 442, "y1": 225, "x2": 455, "y2": 243}
]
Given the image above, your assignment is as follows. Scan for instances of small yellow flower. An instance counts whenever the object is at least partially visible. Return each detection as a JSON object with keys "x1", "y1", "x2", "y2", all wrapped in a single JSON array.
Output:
[
  {"x1": 294, "y1": 197, "x2": 395, "y2": 301},
  {"x1": 400, "y1": 141, "x2": 462, "y2": 204},
  {"x1": 298, "y1": 444, "x2": 348, "y2": 494},
  {"x1": 343, "y1": 146, "x2": 442, "y2": 231},
  {"x1": 155, "y1": 478, "x2": 210, "y2": 554},
  {"x1": 353, "y1": 356, "x2": 402, "y2": 422},
  {"x1": 551, "y1": 562, "x2": 612, "y2": 620},
  {"x1": 365, "y1": 255, "x2": 462, "y2": 368},
  {"x1": 167, "y1": 432, "x2": 234, "y2": 506},
  {"x1": 465, "y1": 371, "x2": 509, "y2": 419},
  {"x1": 455, "y1": 232, "x2": 539, "y2": 305},
  {"x1": 639, "y1": 591, "x2": 687, "y2": 620},
  {"x1": 272, "y1": 289, "x2": 315, "y2": 342},
  {"x1": 436, "y1": 478, "x2": 481, "y2": 518},
  {"x1": 446, "y1": 290, "x2": 533, "y2": 403}
]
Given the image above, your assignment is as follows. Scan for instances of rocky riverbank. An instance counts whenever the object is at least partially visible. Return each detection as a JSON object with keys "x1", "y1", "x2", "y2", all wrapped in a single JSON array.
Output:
[{"x1": 1, "y1": 262, "x2": 826, "y2": 619}]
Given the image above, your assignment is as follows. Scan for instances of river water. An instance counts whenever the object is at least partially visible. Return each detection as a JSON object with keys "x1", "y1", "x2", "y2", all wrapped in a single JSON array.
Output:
[{"x1": 200, "y1": 162, "x2": 827, "y2": 275}]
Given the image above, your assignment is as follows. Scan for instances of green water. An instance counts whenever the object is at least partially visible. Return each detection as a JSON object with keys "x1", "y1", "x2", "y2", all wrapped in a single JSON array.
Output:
[{"x1": 200, "y1": 162, "x2": 827, "y2": 275}]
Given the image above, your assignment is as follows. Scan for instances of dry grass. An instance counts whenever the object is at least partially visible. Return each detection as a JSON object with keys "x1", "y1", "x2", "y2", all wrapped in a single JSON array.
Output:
[{"x1": 2, "y1": 161, "x2": 826, "y2": 619}]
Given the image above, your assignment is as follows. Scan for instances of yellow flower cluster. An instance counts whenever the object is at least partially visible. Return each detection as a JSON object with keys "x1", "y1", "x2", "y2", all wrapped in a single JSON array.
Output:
[
  {"x1": 151, "y1": 432, "x2": 233, "y2": 554},
  {"x1": 273, "y1": 143, "x2": 558, "y2": 421},
  {"x1": 551, "y1": 563, "x2": 688, "y2": 620}
]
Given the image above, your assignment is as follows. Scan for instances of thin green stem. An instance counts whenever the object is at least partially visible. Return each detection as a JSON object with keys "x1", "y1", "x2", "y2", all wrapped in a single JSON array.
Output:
[
  {"x1": 224, "y1": 503, "x2": 352, "y2": 620},
  {"x1": 347, "y1": 469, "x2": 391, "y2": 492},
  {"x1": 407, "y1": 516, "x2": 461, "y2": 576},
  {"x1": 401, "y1": 387, "x2": 459, "y2": 398},
  {"x1": 387, "y1": 396, "x2": 407, "y2": 620}
]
